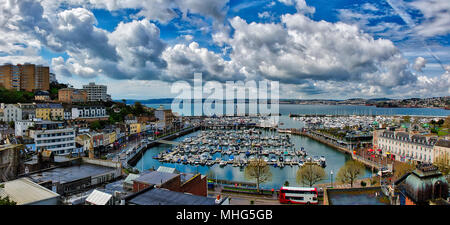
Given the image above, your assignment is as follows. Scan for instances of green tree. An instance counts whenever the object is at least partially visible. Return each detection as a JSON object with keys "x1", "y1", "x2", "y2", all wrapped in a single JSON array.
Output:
[
  {"x1": 336, "y1": 160, "x2": 365, "y2": 187},
  {"x1": 393, "y1": 162, "x2": 415, "y2": 180},
  {"x1": 132, "y1": 101, "x2": 145, "y2": 115},
  {"x1": 0, "y1": 195, "x2": 16, "y2": 205},
  {"x1": 443, "y1": 116, "x2": 450, "y2": 129},
  {"x1": 296, "y1": 163, "x2": 326, "y2": 187},
  {"x1": 244, "y1": 158, "x2": 272, "y2": 192},
  {"x1": 401, "y1": 115, "x2": 411, "y2": 124},
  {"x1": 434, "y1": 154, "x2": 450, "y2": 176}
]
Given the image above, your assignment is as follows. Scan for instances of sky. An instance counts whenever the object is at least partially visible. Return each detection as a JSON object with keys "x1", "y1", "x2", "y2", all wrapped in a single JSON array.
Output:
[{"x1": 0, "y1": 0, "x2": 449, "y2": 100}]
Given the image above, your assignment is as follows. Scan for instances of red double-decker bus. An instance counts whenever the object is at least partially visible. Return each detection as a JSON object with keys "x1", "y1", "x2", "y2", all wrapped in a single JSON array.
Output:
[{"x1": 279, "y1": 186, "x2": 318, "y2": 204}]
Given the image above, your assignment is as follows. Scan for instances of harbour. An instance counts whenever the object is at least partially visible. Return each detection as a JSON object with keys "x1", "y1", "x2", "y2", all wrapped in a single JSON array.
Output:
[{"x1": 133, "y1": 117, "x2": 374, "y2": 189}]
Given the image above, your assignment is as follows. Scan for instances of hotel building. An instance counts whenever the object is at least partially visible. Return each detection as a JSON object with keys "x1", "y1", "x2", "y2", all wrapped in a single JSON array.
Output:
[{"x1": 376, "y1": 130, "x2": 438, "y2": 163}]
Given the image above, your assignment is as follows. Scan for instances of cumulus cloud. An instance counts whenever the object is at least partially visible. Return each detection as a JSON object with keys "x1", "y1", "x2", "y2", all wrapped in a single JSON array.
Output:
[
  {"x1": 161, "y1": 42, "x2": 245, "y2": 82},
  {"x1": 1, "y1": 0, "x2": 446, "y2": 99},
  {"x1": 413, "y1": 57, "x2": 427, "y2": 72},
  {"x1": 225, "y1": 13, "x2": 416, "y2": 87}
]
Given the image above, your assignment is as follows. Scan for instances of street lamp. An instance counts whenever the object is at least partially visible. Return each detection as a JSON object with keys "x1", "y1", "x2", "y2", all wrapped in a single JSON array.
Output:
[{"x1": 330, "y1": 170, "x2": 334, "y2": 188}]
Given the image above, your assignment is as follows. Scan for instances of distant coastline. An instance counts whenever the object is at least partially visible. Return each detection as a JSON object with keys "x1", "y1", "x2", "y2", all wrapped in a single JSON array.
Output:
[{"x1": 118, "y1": 97, "x2": 449, "y2": 111}]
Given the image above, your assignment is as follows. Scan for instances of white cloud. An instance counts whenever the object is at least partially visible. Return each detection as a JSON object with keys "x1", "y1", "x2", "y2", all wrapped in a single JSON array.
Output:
[
  {"x1": 278, "y1": 0, "x2": 315, "y2": 15},
  {"x1": 225, "y1": 13, "x2": 415, "y2": 88},
  {"x1": 408, "y1": 0, "x2": 450, "y2": 37},
  {"x1": 413, "y1": 56, "x2": 427, "y2": 72}
]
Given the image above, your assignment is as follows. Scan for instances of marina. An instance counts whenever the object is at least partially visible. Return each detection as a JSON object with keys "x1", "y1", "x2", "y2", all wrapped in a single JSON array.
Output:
[
  {"x1": 134, "y1": 120, "x2": 373, "y2": 189},
  {"x1": 151, "y1": 128, "x2": 326, "y2": 168}
]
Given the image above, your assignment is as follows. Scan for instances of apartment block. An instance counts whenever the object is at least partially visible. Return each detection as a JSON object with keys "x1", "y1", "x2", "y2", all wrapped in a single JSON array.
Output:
[
  {"x1": 82, "y1": 82, "x2": 108, "y2": 102},
  {"x1": 30, "y1": 121, "x2": 75, "y2": 155},
  {"x1": 0, "y1": 64, "x2": 50, "y2": 91}
]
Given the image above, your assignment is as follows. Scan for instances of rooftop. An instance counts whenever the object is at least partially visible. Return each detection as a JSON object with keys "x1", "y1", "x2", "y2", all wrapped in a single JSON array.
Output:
[
  {"x1": 0, "y1": 178, "x2": 59, "y2": 205},
  {"x1": 127, "y1": 188, "x2": 216, "y2": 205},
  {"x1": 134, "y1": 171, "x2": 179, "y2": 186},
  {"x1": 156, "y1": 166, "x2": 178, "y2": 174},
  {"x1": 85, "y1": 189, "x2": 112, "y2": 205},
  {"x1": 28, "y1": 164, "x2": 116, "y2": 184},
  {"x1": 435, "y1": 139, "x2": 450, "y2": 148}
]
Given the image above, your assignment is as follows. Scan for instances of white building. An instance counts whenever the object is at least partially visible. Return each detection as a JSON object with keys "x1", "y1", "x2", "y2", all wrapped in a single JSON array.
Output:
[
  {"x1": 377, "y1": 130, "x2": 438, "y2": 163},
  {"x1": 31, "y1": 121, "x2": 76, "y2": 155},
  {"x1": 82, "y1": 82, "x2": 108, "y2": 102},
  {"x1": 15, "y1": 120, "x2": 35, "y2": 137},
  {"x1": 71, "y1": 106, "x2": 107, "y2": 119},
  {"x1": 1, "y1": 103, "x2": 35, "y2": 122},
  {"x1": 2, "y1": 104, "x2": 21, "y2": 122}
]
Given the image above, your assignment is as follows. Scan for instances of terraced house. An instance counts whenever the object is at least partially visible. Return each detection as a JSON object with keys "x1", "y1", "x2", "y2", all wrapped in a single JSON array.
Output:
[
  {"x1": 71, "y1": 106, "x2": 107, "y2": 120},
  {"x1": 1, "y1": 103, "x2": 36, "y2": 122},
  {"x1": 36, "y1": 104, "x2": 64, "y2": 121}
]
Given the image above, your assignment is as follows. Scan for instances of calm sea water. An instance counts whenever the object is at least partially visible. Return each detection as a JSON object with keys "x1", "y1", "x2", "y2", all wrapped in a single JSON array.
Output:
[{"x1": 146, "y1": 103, "x2": 450, "y2": 117}]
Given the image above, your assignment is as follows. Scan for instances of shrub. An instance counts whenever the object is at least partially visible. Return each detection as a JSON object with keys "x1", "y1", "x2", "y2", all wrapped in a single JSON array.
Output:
[{"x1": 360, "y1": 181, "x2": 367, "y2": 187}]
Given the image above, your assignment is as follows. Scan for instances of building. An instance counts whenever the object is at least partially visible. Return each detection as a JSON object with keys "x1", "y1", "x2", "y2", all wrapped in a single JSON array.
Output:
[
  {"x1": 71, "y1": 106, "x2": 107, "y2": 120},
  {"x1": 1, "y1": 104, "x2": 21, "y2": 122},
  {"x1": 155, "y1": 105, "x2": 174, "y2": 128},
  {"x1": 75, "y1": 134, "x2": 91, "y2": 153},
  {"x1": 82, "y1": 82, "x2": 108, "y2": 102},
  {"x1": 58, "y1": 88, "x2": 87, "y2": 103},
  {"x1": 123, "y1": 173, "x2": 140, "y2": 191},
  {"x1": 132, "y1": 170, "x2": 207, "y2": 196},
  {"x1": 0, "y1": 178, "x2": 60, "y2": 205},
  {"x1": 15, "y1": 120, "x2": 35, "y2": 137},
  {"x1": 124, "y1": 114, "x2": 137, "y2": 124},
  {"x1": 63, "y1": 107, "x2": 72, "y2": 120},
  {"x1": 125, "y1": 187, "x2": 228, "y2": 205},
  {"x1": 35, "y1": 103, "x2": 64, "y2": 121},
  {"x1": 376, "y1": 130, "x2": 437, "y2": 163},
  {"x1": 0, "y1": 64, "x2": 50, "y2": 91},
  {"x1": 394, "y1": 163, "x2": 448, "y2": 205},
  {"x1": 30, "y1": 121, "x2": 75, "y2": 155},
  {"x1": 1, "y1": 103, "x2": 36, "y2": 122},
  {"x1": 129, "y1": 123, "x2": 142, "y2": 135},
  {"x1": 34, "y1": 90, "x2": 50, "y2": 101},
  {"x1": 433, "y1": 139, "x2": 450, "y2": 166},
  {"x1": 27, "y1": 157, "x2": 122, "y2": 196}
]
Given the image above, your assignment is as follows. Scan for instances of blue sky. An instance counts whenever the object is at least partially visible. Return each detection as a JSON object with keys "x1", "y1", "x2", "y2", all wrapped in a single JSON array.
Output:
[{"x1": 1, "y1": 0, "x2": 449, "y2": 100}]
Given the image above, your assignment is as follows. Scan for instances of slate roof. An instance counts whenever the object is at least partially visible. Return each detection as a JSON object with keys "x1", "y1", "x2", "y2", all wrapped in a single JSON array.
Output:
[{"x1": 127, "y1": 188, "x2": 216, "y2": 205}]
